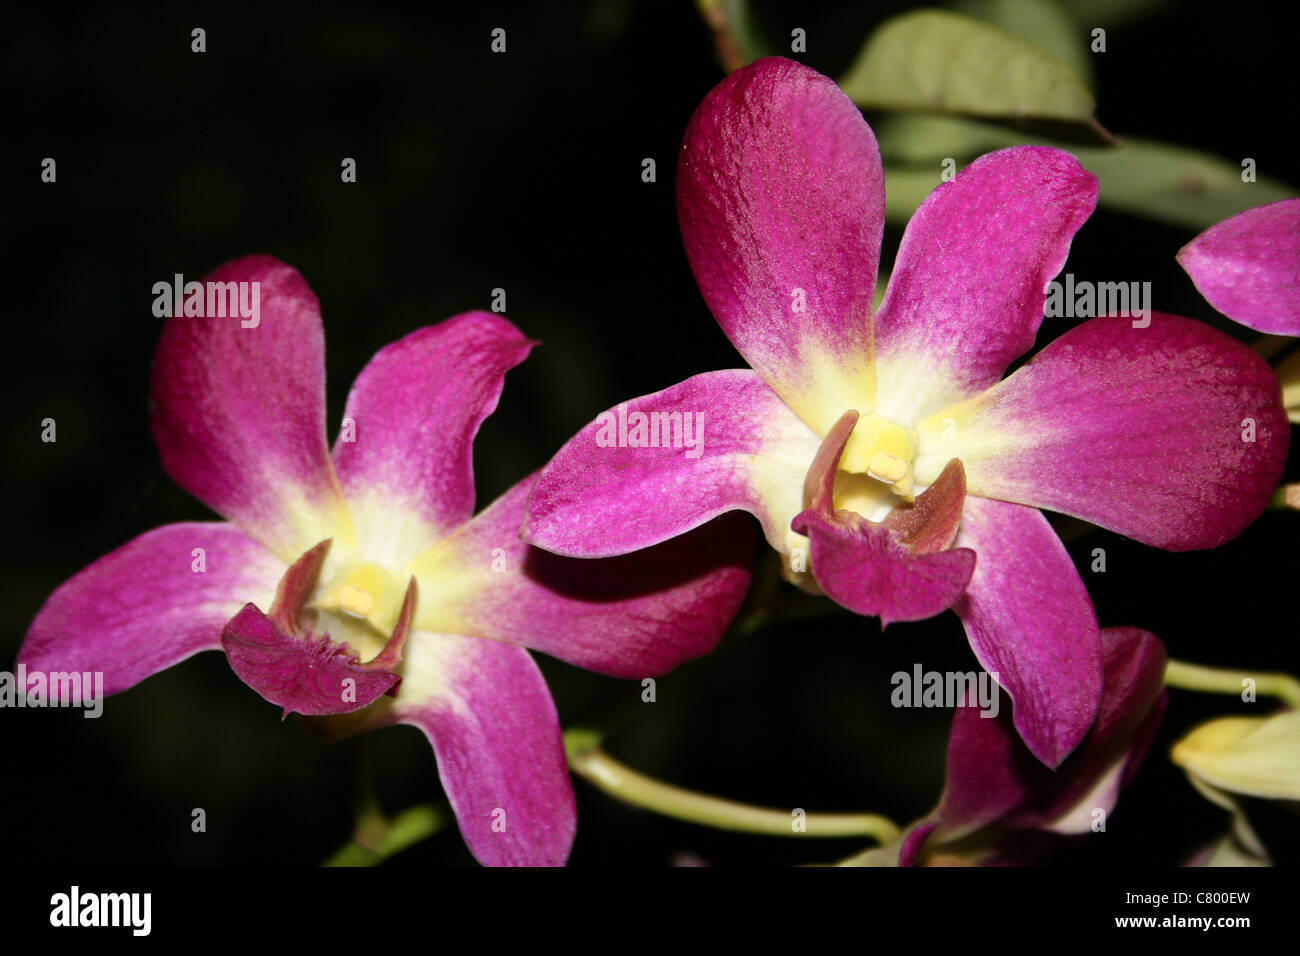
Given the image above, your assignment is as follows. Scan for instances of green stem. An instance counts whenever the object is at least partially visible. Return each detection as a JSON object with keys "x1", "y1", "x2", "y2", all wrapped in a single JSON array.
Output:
[
  {"x1": 1164, "y1": 659, "x2": 1300, "y2": 709},
  {"x1": 695, "y1": 0, "x2": 751, "y2": 73},
  {"x1": 322, "y1": 804, "x2": 448, "y2": 867},
  {"x1": 566, "y1": 735, "x2": 899, "y2": 842}
]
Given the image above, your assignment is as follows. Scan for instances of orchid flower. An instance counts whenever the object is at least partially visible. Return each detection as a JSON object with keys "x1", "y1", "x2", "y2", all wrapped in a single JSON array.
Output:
[
  {"x1": 521, "y1": 56, "x2": 1288, "y2": 768},
  {"x1": 18, "y1": 255, "x2": 754, "y2": 867},
  {"x1": 853, "y1": 627, "x2": 1167, "y2": 867},
  {"x1": 1171, "y1": 709, "x2": 1300, "y2": 866}
]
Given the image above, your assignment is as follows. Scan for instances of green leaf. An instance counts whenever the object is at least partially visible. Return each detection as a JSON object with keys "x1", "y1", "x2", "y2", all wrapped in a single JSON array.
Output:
[
  {"x1": 841, "y1": 9, "x2": 1096, "y2": 128},
  {"x1": 1068, "y1": 138, "x2": 1295, "y2": 230},
  {"x1": 954, "y1": 0, "x2": 1093, "y2": 85},
  {"x1": 876, "y1": 115, "x2": 1298, "y2": 231},
  {"x1": 877, "y1": 114, "x2": 1009, "y2": 165}
]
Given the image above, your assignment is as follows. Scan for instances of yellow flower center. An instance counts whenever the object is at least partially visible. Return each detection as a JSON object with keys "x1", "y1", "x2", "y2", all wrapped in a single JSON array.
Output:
[
  {"x1": 315, "y1": 559, "x2": 403, "y2": 636},
  {"x1": 838, "y1": 413, "x2": 917, "y2": 500}
]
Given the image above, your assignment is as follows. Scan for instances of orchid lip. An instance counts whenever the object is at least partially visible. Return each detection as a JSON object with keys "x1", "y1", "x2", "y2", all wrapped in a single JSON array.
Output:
[{"x1": 221, "y1": 538, "x2": 419, "y2": 718}]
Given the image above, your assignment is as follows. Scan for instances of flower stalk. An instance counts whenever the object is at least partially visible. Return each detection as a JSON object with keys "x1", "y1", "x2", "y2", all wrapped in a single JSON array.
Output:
[
  {"x1": 565, "y1": 731, "x2": 900, "y2": 842},
  {"x1": 1164, "y1": 659, "x2": 1300, "y2": 708},
  {"x1": 322, "y1": 804, "x2": 449, "y2": 867}
]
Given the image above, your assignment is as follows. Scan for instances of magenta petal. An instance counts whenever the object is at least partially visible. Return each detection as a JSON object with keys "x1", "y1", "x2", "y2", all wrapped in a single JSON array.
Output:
[
  {"x1": 150, "y1": 255, "x2": 349, "y2": 559},
  {"x1": 333, "y1": 313, "x2": 535, "y2": 540},
  {"x1": 792, "y1": 506, "x2": 975, "y2": 624},
  {"x1": 221, "y1": 604, "x2": 399, "y2": 717},
  {"x1": 422, "y1": 475, "x2": 754, "y2": 678},
  {"x1": 1004, "y1": 629, "x2": 1168, "y2": 832},
  {"x1": 922, "y1": 313, "x2": 1289, "y2": 551},
  {"x1": 1178, "y1": 198, "x2": 1300, "y2": 334},
  {"x1": 898, "y1": 822, "x2": 939, "y2": 867},
  {"x1": 953, "y1": 497, "x2": 1103, "y2": 769},
  {"x1": 875, "y1": 147, "x2": 1097, "y2": 413},
  {"x1": 523, "y1": 369, "x2": 820, "y2": 558},
  {"x1": 677, "y1": 56, "x2": 882, "y2": 419},
  {"x1": 934, "y1": 627, "x2": 1167, "y2": 841},
  {"x1": 396, "y1": 635, "x2": 575, "y2": 867},
  {"x1": 19, "y1": 523, "x2": 284, "y2": 697}
]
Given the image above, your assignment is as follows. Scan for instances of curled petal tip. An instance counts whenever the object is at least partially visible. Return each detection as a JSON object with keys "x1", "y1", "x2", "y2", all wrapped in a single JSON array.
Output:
[
  {"x1": 882, "y1": 459, "x2": 966, "y2": 554},
  {"x1": 801, "y1": 410, "x2": 860, "y2": 514}
]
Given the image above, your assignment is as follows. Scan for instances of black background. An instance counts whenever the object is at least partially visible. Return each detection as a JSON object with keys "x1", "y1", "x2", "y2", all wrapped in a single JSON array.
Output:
[{"x1": 3, "y1": 0, "x2": 1297, "y2": 867}]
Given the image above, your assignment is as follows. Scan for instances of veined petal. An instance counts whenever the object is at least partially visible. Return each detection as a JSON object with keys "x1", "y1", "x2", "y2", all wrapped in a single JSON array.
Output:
[
  {"x1": 916, "y1": 313, "x2": 1289, "y2": 551},
  {"x1": 411, "y1": 475, "x2": 753, "y2": 678},
  {"x1": 392, "y1": 633, "x2": 575, "y2": 867},
  {"x1": 20, "y1": 523, "x2": 284, "y2": 697},
  {"x1": 677, "y1": 56, "x2": 881, "y2": 431},
  {"x1": 333, "y1": 313, "x2": 535, "y2": 564},
  {"x1": 873, "y1": 147, "x2": 1097, "y2": 424},
  {"x1": 952, "y1": 497, "x2": 1103, "y2": 769},
  {"x1": 1178, "y1": 198, "x2": 1300, "y2": 335},
  {"x1": 931, "y1": 628, "x2": 1166, "y2": 846},
  {"x1": 1171, "y1": 711, "x2": 1300, "y2": 801},
  {"x1": 150, "y1": 255, "x2": 353, "y2": 562},
  {"x1": 523, "y1": 369, "x2": 821, "y2": 558}
]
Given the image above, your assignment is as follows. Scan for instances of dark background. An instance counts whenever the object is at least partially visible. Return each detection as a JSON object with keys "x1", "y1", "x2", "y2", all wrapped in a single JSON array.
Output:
[{"x1": 3, "y1": 0, "x2": 1296, "y2": 866}]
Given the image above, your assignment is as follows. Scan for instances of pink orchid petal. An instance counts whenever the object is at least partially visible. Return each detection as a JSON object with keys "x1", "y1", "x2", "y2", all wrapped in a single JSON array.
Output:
[
  {"x1": 333, "y1": 313, "x2": 535, "y2": 547},
  {"x1": 523, "y1": 369, "x2": 820, "y2": 558},
  {"x1": 20, "y1": 522, "x2": 284, "y2": 697},
  {"x1": 677, "y1": 56, "x2": 882, "y2": 427},
  {"x1": 953, "y1": 496, "x2": 1103, "y2": 769},
  {"x1": 918, "y1": 313, "x2": 1289, "y2": 551},
  {"x1": 874, "y1": 147, "x2": 1097, "y2": 420},
  {"x1": 221, "y1": 603, "x2": 400, "y2": 717},
  {"x1": 792, "y1": 508, "x2": 976, "y2": 625},
  {"x1": 416, "y1": 474, "x2": 754, "y2": 678},
  {"x1": 394, "y1": 634, "x2": 575, "y2": 867},
  {"x1": 1178, "y1": 198, "x2": 1300, "y2": 334},
  {"x1": 898, "y1": 821, "x2": 939, "y2": 867},
  {"x1": 150, "y1": 255, "x2": 350, "y2": 560},
  {"x1": 933, "y1": 628, "x2": 1166, "y2": 843},
  {"x1": 1029, "y1": 685, "x2": 1168, "y2": 836}
]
